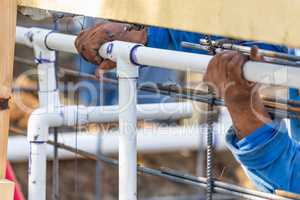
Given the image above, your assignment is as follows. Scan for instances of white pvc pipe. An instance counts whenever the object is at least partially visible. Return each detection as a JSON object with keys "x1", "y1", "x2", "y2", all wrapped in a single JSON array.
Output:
[
  {"x1": 15, "y1": 26, "x2": 300, "y2": 88},
  {"x1": 28, "y1": 102, "x2": 192, "y2": 139},
  {"x1": 16, "y1": 26, "x2": 77, "y2": 54},
  {"x1": 27, "y1": 102, "x2": 192, "y2": 200},
  {"x1": 8, "y1": 125, "x2": 228, "y2": 162},
  {"x1": 88, "y1": 102, "x2": 192, "y2": 122},
  {"x1": 16, "y1": 26, "x2": 32, "y2": 47},
  {"x1": 100, "y1": 41, "x2": 300, "y2": 88},
  {"x1": 46, "y1": 32, "x2": 78, "y2": 53},
  {"x1": 28, "y1": 32, "x2": 61, "y2": 200},
  {"x1": 133, "y1": 45, "x2": 210, "y2": 73},
  {"x1": 117, "y1": 59, "x2": 139, "y2": 200},
  {"x1": 28, "y1": 109, "x2": 64, "y2": 200}
]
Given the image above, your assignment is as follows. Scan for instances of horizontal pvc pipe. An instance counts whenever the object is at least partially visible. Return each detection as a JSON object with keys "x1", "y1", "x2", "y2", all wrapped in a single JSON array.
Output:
[
  {"x1": 16, "y1": 26, "x2": 300, "y2": 88},
  {"x1": 133, "y1": 45, "x2": 211, "y2": 73},
  {"x1": 28, "y1": 102, "x2": 192, "y2": 137},
  {"x1": 100, "y1": 41, "x2": 300, "y2": 88},
  {"x1": 16, "y1": 26, "x2": 31, "y2": 47},
  {"x1": 87, "y1": 102, "x2": 193, "y2": 123},
  {"x1": 9, "y1": 125, "x2": 228, "y2": 162},
  {"x1": 16, "y1": 26, "x2": 77, "y2": 54},
  {"x1": 46, "y1": 32, "x2": 77, "y2": 53}
]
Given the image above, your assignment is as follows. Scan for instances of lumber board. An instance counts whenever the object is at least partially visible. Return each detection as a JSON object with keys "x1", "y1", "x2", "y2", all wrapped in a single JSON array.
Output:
[
  {"x1": 0, "y1": 179, "x2": 15, "y2": 200},
  {"x1": 0, "y1": 0, "x2": 17, "y2": 180},
  {"x1": 17, "y1": 0, "x2": 300, "y2": 48}
]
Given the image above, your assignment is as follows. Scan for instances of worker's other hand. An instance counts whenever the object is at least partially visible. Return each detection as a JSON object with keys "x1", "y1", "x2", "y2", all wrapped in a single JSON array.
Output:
[
  {"x1": 204, "y1": 48, "x2": 271, "y2": 137},
  {"x1": 75, "y1": 22, "x2": 147, "y2": 78},
  {"x1": 203, "y1": 51, "x2": 254, "y2": 103}
]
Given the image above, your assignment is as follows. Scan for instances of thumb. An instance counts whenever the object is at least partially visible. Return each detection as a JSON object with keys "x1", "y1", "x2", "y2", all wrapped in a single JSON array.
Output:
[
  {"x1": 99, "y1": 59, "x2": 116, "y2": 70},
  {"x1": 95, "y1": 59, "x2": 116, "y2": 80}
]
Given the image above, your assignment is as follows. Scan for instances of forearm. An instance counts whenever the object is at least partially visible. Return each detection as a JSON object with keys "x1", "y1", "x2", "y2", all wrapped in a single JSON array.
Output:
[{"x1": 226, "y1": 92, "x2": 271, "y2": 139}]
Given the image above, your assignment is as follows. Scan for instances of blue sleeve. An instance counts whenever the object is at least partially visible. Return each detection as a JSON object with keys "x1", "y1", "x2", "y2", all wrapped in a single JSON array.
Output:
[
  {"x1": 147, "y1": 27, "x2": 207, "y2": 53},
  {"x1": 289, "y1": 88, "x2": 300, "y2": 141},
  {"x1": 147, "y1": 26, "x2": 288, "y2": 53},
  {"x1": 226, "y1": 121, "x2": 300, "y2": 194}
]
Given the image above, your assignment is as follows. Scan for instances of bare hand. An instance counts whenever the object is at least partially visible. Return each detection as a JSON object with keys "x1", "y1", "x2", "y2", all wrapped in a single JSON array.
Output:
[
  {"x1": 203, "y1": 51, "x2": 253, "y2": 103},
  {"x1": 203, "y1": 48, "x2": 271, "y2": 137}
]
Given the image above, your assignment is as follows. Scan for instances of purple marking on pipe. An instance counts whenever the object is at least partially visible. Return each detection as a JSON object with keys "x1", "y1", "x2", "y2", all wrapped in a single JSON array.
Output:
[
  {"x1": 28, "y1": 141, "x2": 45, "y2": 175},
  {"x1": 29, "y1": 142, "x2": 32, "y2": 175},
  {"x1": 31, "y1": 141, "x2": 46, "y2": 144},
  {"x1": 107, "y1": 43, "x2": 114, "y2": 54},
  {"x1": 130, "y1": 45, "x2": 142, "y2": 65},
  {"x1": 34, "y1": 52, "x2": 55, "y2": 64},
  {"x1": 26, "y1": 31, "x2": 34, "y2": 43},
  {"x1": 44, "y1": 30, "x2": 57, "y2": 51},
  {"x1": 34, "y1": 58, "x2": 55, "y2": 64}
]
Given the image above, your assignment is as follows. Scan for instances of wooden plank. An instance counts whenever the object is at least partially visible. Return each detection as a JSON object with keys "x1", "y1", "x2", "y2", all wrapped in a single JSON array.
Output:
[
  {"x1": 0, "y1": 179, "x2": 15, "y2": 200},
  {"x1": 0, "y1": 0, "x2": 17, "y2": 181},
  {"x1": 17, "y1": 0, "x2": 300, "y2": 48}
]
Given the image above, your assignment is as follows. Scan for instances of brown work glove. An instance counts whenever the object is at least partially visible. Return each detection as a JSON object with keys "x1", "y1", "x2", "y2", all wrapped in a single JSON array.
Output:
[{"x1": 75, "y1": 22, "x2": 147, "y2": 78}]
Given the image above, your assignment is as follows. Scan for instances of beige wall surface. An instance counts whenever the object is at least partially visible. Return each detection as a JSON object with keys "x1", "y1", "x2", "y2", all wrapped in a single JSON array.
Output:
[{"x1": 18, "y1": 0, "x2": 300, "y2": 48}]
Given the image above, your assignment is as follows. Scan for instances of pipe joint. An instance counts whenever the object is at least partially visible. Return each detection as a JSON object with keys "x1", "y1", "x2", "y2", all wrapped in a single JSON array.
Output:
[
  {"x1": 24, "y1": 28, "x2": 56, "y2": 64},
  {"x1": 99, "y1": 41, "x2": 143, "y2": 63},
  {"x1": 117, "y1": 58, "x2": 139, "y2": 79},
  {"x1": 99, "y1": 41, "x2": 141, "y2": 78},
  {"x1": 27, "y1": 108, "x2": 64, "y2": 142}
]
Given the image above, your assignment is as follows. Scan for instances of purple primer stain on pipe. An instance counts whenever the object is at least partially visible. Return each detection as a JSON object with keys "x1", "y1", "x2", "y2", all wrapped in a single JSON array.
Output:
[
  {"x1": 130, "y1": 45, "x2": 142, "y2": 65},
  {"x1": 107, "y1": 43, "x2": 114, "y2": 55},
  {"x1": 28, "y1": 141, "x2": 46, "y2": 175},
  {"x1": 29, "y1": 142, "x2": 32, "y2": 175}
]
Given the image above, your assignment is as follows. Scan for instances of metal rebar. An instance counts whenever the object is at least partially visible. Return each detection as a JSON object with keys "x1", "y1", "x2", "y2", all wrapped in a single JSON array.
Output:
[
  {"x1": 50, "y1": 140, "x2": 291, "y2": 200},
  {"x1": 52, "y1": 128, "x2": 60, "y2": 200},
  {"x1": 11, "y1": 127, "x2": 295, "y2": 200},
  {"x1": 206, "y1": 98, "x2": 214, "y2": 200}
]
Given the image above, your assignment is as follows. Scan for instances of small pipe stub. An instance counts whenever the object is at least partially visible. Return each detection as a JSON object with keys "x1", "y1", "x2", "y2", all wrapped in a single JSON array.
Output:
[{"x1": 0, "y1": 98, "x2": 10, "y2": 110}]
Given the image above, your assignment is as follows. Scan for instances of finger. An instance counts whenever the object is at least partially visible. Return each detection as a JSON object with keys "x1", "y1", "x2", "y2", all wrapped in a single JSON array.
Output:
[
  {"x1": 219, "y1": 52, "x2": 236, "y2": 80},
  {"x1": 226, "y1": 53, "x2": 243, "y2": 79},
  {"x1": 81, "y1": 49, "x2": 102, "y2": 65},
  {"x1": 250, "y1": 46, "x2": 264, "y2": 61},
  {"x1": 220, "y1": 51, "x2": 236, "y2": 74},
  {"x1": 235, "y1": 54, "x2": 248, "y2": 80},
  {"x1": 227, "y1": 53, "x2": 248, "y2": 82},
  {"x1": 75, "y1": 24, "x2": 105, "y2": 53},
  {"x1": 204, "y1": 54, "x2": 220, "y2": 82},
  {"x1": 220, "y1": 50, "x2": 236, "y2": 59},
  {"x1": 99, "y1": 59, "x2": 116, "y2": 70},
  {"x1": 95, "y1": 66, "x2": 105, "y2": 80}
]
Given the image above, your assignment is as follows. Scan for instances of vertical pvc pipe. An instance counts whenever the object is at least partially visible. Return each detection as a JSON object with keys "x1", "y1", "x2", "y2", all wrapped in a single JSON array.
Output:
[
  {"x1": 29, "y1": 31, "x2": 60, "y2": 200},
  {"x1": 28, "y1": 141, "x2": 47, "y2": 200},
  {"x1": 117, "y1": 58, "x2": 138, "y2": 200}
]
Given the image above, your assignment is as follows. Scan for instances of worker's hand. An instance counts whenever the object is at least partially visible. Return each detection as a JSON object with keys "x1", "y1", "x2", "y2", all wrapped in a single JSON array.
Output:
[
  {"x1": 203, "y1": 51, "x2": 253, "y2": 103},
  {"x1": 204, "y1": 48, "x2": 271, "y2": 138},
  {"x1": 75, "y1": 22, "x2": 147, "y2": 78}
]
